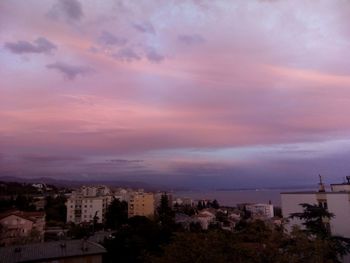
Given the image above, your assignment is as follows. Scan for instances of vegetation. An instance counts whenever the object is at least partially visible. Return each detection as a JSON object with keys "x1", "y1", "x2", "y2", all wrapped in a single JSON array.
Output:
[
  {"x1": 197, "y1": 199, "x2": 220, "y2": 210},
  {"x1": 105, "y1": 198, "x2": 128, "y2": 230},
  {"x1": 156, "y1": 194, "x2": 175, "y2": 228},
  {"x1": 45, "y1": 195, "x2": 67, "y2": 226},
  {"x1": 101, "y1": 202, "x2": 350, "y2": 263},
  {"x1": 0, "y1": 194, "x2": 36, "y2": 212},
  {"x1": 290, "y1": 203, "x2": 350, "y2": 263},
  {"x1": 0, "y1": 181, "x2": 41, "y2": 196},
  {"x1": 103, "y1": 216, "x2": 171, "y2": 263}
]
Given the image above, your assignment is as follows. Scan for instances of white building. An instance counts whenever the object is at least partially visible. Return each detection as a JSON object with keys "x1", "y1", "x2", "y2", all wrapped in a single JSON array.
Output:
[
  {"x1": 81, "y1": 185, "x2": 110, "y2": 197},
  {"x1": 194, "y1": 209, "x2": 216, "y2": 230},
  {"x1": 245, "y1": 203, "x2": 274, "y2": 219},
  {"x1": 281, "y1": 177, "x2": 350, "y2": 262},
  {"x1": 114, "y1": 188, "x2": 132, "y2": 202},
  {"x1": 281, "y1": 179, "x2": 350, "y2": 238},
  {"x1": 66, "y1": 186, "x2": 112, "y2": 224}
]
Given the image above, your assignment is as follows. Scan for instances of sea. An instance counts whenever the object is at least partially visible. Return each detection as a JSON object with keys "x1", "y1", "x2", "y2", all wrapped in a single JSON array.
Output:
[{"x1": 174, "y1": 188, "x2": 315, "y2": 207}]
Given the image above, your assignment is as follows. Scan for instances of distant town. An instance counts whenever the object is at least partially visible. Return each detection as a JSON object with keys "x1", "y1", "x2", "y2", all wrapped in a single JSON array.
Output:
[{"x1": 1, "y1": 176, "x2": 350, "y2": 262}]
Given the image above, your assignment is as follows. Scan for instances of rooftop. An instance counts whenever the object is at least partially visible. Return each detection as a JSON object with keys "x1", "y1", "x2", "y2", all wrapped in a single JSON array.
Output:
[
  {"x1": 280, "y1": 191, "x2": 350, "y2": 195},
  {"x1": 0, "y1": 210, "x2": 45, "y2": 221},
  {"x1": 0, "y1": 240, "x2": 106, "y2": 263}
]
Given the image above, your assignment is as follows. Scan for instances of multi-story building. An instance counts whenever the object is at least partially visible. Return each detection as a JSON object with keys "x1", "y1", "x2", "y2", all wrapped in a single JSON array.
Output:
[
  {"x1": 128, "y1": 192, "x2": 155, "y2": 218},
  {"x1": 81, "y1": 185, "x2": 110, "y2": 197},
  {"x1": 114, "y1": 188, "x2": 132, "y2": 202},
  {"x1": 0, "y1": 210, "x2": 45, "y2": 246},
  {"x1": 66, "y1": 186, "x2": 112, "y2": 224},
  {"x1": 281, "y1": 177, "x2": 350, "y2": 238},
  {"x1": 245, "y1": 203, "x2": 274, "y2": 219}
]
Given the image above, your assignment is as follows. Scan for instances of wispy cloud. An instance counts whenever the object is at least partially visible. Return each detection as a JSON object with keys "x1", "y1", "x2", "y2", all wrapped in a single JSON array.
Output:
[
  {"x1": 178, "y1": 34, "x2": 205, "y2": 45},
  {"x1": 98, "y1": 31, "x2": 127, "y2": 46},
  {"x1": 112, "y1": 47, "x2": 141, "y2": 62},
  {"x1": 48, "y1": 0, "x2": 83, "y2": 21},
  {"x1": 46, "y1": 61, "x2": 94, "y2": 80},
  {"x1": 132, "y1": 22, "x2": 155, "y2": 34},
  {"x1": 4, "y1": 37, "x2": 57, "y2": 55},
  {"x1": 145, "y1": 48, "x2": 164, "y2": 63}
]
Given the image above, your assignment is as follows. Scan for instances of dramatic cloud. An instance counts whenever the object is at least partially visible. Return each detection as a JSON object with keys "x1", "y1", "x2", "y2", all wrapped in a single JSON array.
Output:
[
  {"x1": 4, "y1": 37, "x2": 57, "y2": 54},
  {"x1": 48, "y1": 0, "x2": 83, "y2": 21},
  {"x1": 2, "y1": 0, "x2": 350, "y2": 187},
  {"x1": 46, "y1": 62, "x2": 94, "y2": 80},
  {"x1": 178, "y1": 34, "x2": 205, "y2": 45},
  {"x1": 19, "y1": 154, "x2": 84, "y2": 164}
]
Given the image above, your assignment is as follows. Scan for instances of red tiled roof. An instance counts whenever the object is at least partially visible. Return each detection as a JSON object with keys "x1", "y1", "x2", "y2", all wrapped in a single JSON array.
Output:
[{"x1": 0, "y1": 210, "x2": 45, "y2": 222}]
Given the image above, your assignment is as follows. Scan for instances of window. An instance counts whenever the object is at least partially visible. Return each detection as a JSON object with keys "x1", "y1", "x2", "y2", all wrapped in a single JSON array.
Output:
[{"x1": 318, "y1": 201, "x2": 328, "y2": 210}]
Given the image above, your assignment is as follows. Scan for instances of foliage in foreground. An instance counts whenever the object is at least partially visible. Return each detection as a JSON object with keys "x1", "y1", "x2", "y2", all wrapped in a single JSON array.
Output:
[{"x1": 102, "y1": 203, "x2": 350, "y2": 263}]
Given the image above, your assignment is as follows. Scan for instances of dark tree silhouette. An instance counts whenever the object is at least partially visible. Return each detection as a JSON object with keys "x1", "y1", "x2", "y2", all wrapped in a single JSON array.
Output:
[
  {"x1": 156, "y1": 193, "x2": 175, "y2": 227},
  {"x1": 290, "y1": 203, "x2": 350, "y2": 262},
  {"x1": 105, "y1": 198, "x2": 128, "y2": 230}
]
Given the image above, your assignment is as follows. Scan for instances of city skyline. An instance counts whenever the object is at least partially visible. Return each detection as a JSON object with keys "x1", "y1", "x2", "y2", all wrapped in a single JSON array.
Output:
[{"x1": 2, "y1": 0, "x2": 350, "y2": 188}]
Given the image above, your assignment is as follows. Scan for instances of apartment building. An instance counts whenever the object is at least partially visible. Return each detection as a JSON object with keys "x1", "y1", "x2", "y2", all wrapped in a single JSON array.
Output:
[
  {"x1": 128, "y1": 192, "x2": 155, "y2": 218},
  {"x1": 66, "y1": 186, "x2": 112, "y2": 224},
  {"x1": 281, "y1": 177, "x2": 350, "y2": 238},
  {"x1": 245, "y1": 203, "x2": 274, "y2": 219}
]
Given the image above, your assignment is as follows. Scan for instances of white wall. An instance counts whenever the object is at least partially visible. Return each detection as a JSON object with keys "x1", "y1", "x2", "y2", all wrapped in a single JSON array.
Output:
[
  {"x1": 327, "y1": 193, "x2": 350, "y2": 238},
  {"x1": 281, "y1": 193, "x2": 317, "y2": 231}
]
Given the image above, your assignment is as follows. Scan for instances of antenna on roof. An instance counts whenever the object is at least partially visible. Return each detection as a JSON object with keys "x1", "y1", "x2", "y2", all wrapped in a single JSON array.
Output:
[
  {"x1": 346, "y1": 176, "x2": 350, "y2": 184},
  {"x1": 318, "y1": 174, "x2": 325, "y2": 192}
]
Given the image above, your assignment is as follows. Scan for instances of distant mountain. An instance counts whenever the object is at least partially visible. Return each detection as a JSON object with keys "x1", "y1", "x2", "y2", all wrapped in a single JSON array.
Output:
[{"x1": 0, "y1": 176, "x2": 176, "y2": 191}]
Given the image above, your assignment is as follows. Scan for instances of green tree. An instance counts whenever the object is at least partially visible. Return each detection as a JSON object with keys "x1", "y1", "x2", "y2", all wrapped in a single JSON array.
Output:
[
  {"x1": 147, "y1": 231, "x2": 261, "y2": 263},
  {"x1": 103, "y1": 216, "x2": 167, "y2": 263},
  {"x1": 290, "y1": 203, "x2": 333, "y2": 238},
  {"x1": 105, "y1": 198, "x2": 128, "y2": 230},
  {"x1": 68, "y1": 223, "x2": 91, "y2": 239},
  {"x1": 15, "y1": 195, "x2": 35, "y2": 211},
  {"x1": 45, "y1": 195, "x2": 67, "y2": 225},
  {"x1": 156, "y1": 193, "x2": 175, "y2": 228},
  {"x1": 211, "y1": 199, "x2": 220, "y2": 209},
  {"x1": 290, "y1": 203, "x2": 350, "y2": 262}
]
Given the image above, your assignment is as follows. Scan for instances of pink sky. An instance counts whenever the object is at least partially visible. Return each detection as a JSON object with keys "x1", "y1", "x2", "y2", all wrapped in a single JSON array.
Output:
[{"x1": 1, "y1": 0, "x2": 350, "y2": 188}]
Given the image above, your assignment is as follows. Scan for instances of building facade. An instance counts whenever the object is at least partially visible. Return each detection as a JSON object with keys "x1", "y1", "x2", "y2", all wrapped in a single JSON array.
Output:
[
  {"x1": 281, "y1": 178, "x2": 350, "y2": 262},
  {"x1": 66, "y1": 186, "x2": 112, "y2": 224},
  {"x1": 128, "y1": 192, "x2": 155, "y2": 218},
  {"x1": 245, "y1": 203, "x2": 274, "y2": 219},
  {"x1": 0, "y1": 211, "x2": 45, "y2": 246}
]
